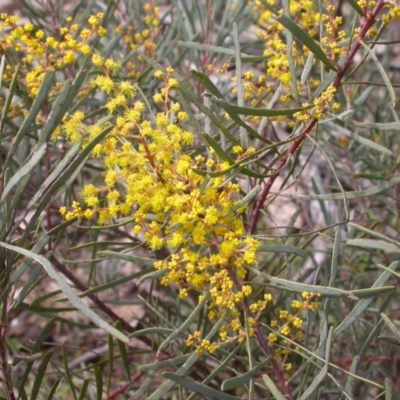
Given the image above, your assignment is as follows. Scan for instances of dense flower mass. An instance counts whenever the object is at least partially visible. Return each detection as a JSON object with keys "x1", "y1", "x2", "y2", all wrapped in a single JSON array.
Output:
[
  {"x1": 0, "y1": 12, "x2": 105, "y2": 97},
  {"x1": 55, "y1": 58, "x2": 321, "y2": 364},
  {"x1": 58, "y1": 64, "x2": 279, "y2": 351}
]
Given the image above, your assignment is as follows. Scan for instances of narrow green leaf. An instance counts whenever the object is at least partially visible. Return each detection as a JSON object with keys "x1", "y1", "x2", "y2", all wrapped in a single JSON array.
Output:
[
  {"x1": 179, "y1": 41, "x2": 271, "y2": 62},
  {"x1": 349, "y1": 223, "x2": 400, "y2": 246},
  {"x1": 247, "y1": 266, "x2": 394, "y2": 298},
  {"x1": 223, "y1": 104, "x2": 272, "y2": 144},
  {"x1": 222, "y1": 364, "x2": 262, "y2": 391},
  {"x1": 1, "y1": 144, "x2": 47, "y2": 203},
  {"x1": 348, "y1": 287, "x2": 395, "y2": 298},
  {"x1": 14, "y1": 318, "x2": 56, "y2": 398},
  {"x1": 77, "y1": 380, "x2": 90, "y2": 400},
  {"x1": 45, "y1": 380, "x2": 60, "y2": 400},
  {"x1": 325, "y1": 122, "x2": 393, "y2": 155},
  {"x1": 12, "y1": 353, "x2": 43, "y2": 367},
  {"x1": 346, "y1": 120, "x2": 400, "y2": 131},
  {"x1": 138, "y1": 355, "x2": 190, "y2": 372},
  {"x1": 360, "y1": 41, "x2": 395, "y2": 108},
  {"x1": 37, "y1": 81, "x2": 73, "y2": 145},
  {"x1": 385, "y1": 378, "x2": 393, "y2": 400},
  {"x1": 29, "y1": 352, "x2": 53, "y2": 400},
  {"x1": 238, "y1": 54, "x2": 273, "y2": 62},
  {"x1": 347, "y1": 0, "x2": 367, "y2": 16},
  {"x1": 223, "y1": 185, "x2": 261, "y2": 217},
  {"x1": 8, "y1": 235, "x2": 48, "y2": 292},
  {"x1": 190, "y1": 70, "x2": 224, "y2": 99},
  {"x1": 116, "y1": 323, "x2": 131, "y2": 381},
  {"x1": 344, "y1": 356, "x2": 359, "y2": 397},
  {"x1": 157, "y1": 292, "x2": 209, "y2": 356},
  {"x1": 137, "y1": 269, "x2": 166, "y2": 285},
  {"x1": 364, "y1": 252, "x2": 400, "y2": 274},
  {"x1": 4, "y1": 70, "x2": 55, "y2": 168},
  {"x1": 299, "y1": 328, "x2": 333, "y2": 400},
  {"x1": 282, "y1": 15, "x2": 336, "y2": 71},
  {"x1": 0, "y1": 54, "x2": 5, "y2": 88},
  {"x1": 380, "y1": 313, "x2": 400, "y2": 340},
  {"x1": 0, "y1": 63, "x2": 20, "y2": 133},
  {"x1": 61, "y1": 69, "x2": 87, "y2": 114},
  {"x1": 233, "y1": 22, "x2": 247, "y2": 147},
  {"x1": 272, "y1": 12, "x2": 337, "y2": 71},
  {"x1": 162, "y1": 373, "x2": 240, "y2": 400},
  {"x1": 95, "y1": 367, "x2": 103, "y2": 400},
  {"x1": 333, "y1": 262, "x2": 399, "y2": 339},
  {"x1": 261, "y1": 375, "x2": 286, "y2": 400},
  {"x1": 62, "y1": 343, "x2": 77, "y2": 400},
  {"x1": 349, "y1": 132, "x2": 392, "y2": 155},
  {"x1": 330, "y1": 230, "x2": 341, "y2": 290},
  {"x1": 0, "y1": 241, "x2": 129, "y2": 343},
  {"x1": 274, "y1": 175, "x2": 400, "y2": 201},
  {"x1": 301, "y1": 53, "x2": 314, "y2": 84},
  {"x1": 129, "y1": 327, "x2": 174, "y2": 338},
  {"x1": 378, "y1": 336, "x2": 400, "y2": 346},
  {"x1": 359, "y1": 318, "x2": 385, "y2": 361},
  {"x1": 106, "y1": 334, "x2": 114, "y2": 395},
  {"x1": 202, "y1": 133, "x2": 233, "y2": 162},
  {"x1": 148, "y1": 313, "x2": 227, "y2": 400},
  {"x1": 346, "y1": 239, "x2": 399, "y2": 253},
  {"x1": 66, "y1": 268, "x2": 154, "y2": 301},
  {"x1": 214, "y1": 98, "x2": 312, "y2": 117}
]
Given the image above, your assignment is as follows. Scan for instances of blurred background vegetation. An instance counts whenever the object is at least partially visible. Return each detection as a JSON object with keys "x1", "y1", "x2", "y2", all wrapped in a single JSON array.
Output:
[{"x1": 0, "y1": 0, "x2": 400, "y2": 399}]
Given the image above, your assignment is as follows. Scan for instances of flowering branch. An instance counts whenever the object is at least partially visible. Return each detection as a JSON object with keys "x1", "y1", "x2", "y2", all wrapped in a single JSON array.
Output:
[
  {"x1": 227, "y1": 266, "x2": 294, "y2": 400},
  {"x1": 248, "y1": 0, "x2": 387, "y2": 235}
]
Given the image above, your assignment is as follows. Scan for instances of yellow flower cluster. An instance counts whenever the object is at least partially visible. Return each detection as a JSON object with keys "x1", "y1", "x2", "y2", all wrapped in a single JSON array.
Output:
[
  {"x1": 59, "y1": 64, "x2": 276, "y2": 350},
  {"x1": 0, "y1": 13, "x2": 105, "y2": 97},
  {"x1": 265, "y1": 292, "x2": 321, "y2": 370},
  {"x1": 233, "y1": 0, "x2": 397, "y2": 127},
  {"x1": 115, "y1": 3, "x2": 161, "y2": 78},
  {"x1": 245, "y1": 0, "x2": 327, "y2": 114},
  {"x1": 294, "y1": 85, "x2": 337, "y2": 122}
]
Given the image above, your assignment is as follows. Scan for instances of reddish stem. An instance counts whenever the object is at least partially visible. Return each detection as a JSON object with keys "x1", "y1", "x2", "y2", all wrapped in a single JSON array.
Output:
[{"x1": 103, "y1": 372, "x2": 144, "y2": 400}]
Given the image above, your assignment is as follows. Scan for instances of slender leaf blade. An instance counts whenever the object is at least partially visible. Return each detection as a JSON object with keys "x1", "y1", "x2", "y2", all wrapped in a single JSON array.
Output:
[
  {"x1": 162, "y1": 372, "x2": 240, "y2": 400},
  {"x1": 0, "y1": 241, "x2": 129, "y2": 343}
]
